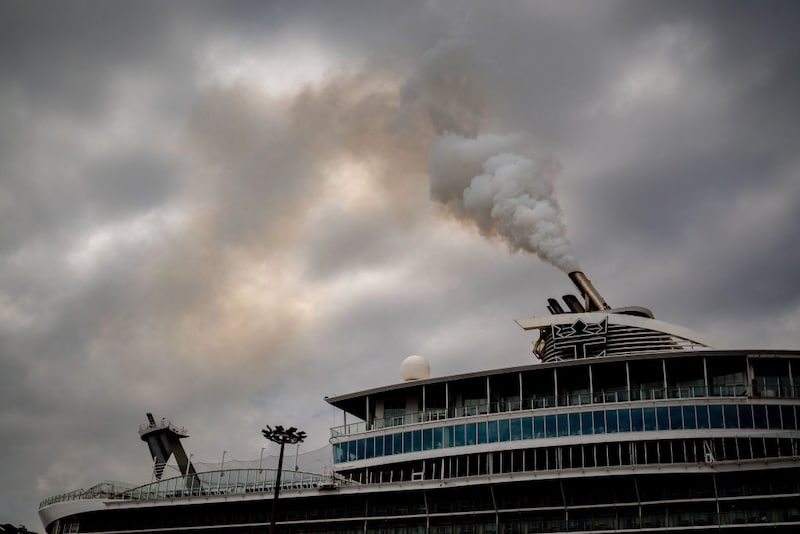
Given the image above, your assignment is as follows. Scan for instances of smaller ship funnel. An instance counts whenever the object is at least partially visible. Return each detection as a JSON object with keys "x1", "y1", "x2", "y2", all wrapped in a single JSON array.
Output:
[{"x1": 568, "y1": 271, "x2": 610, "y2": 311}]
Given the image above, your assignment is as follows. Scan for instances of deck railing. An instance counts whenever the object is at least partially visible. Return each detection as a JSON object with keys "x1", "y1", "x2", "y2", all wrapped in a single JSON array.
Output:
[{"x1": 40, "y1": 468, "x2": 344, "y2": 509}]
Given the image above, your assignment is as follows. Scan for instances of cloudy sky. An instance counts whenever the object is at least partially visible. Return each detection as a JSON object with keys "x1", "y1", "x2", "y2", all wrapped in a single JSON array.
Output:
[{"x1": 2, "y1": 0, "x2": 800, "y2": 528}]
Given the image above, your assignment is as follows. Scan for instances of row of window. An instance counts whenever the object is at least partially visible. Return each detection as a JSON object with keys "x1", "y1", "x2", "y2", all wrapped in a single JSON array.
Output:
[{"x1": 334, "y1": 403, "x2": 800, "y2": 463}]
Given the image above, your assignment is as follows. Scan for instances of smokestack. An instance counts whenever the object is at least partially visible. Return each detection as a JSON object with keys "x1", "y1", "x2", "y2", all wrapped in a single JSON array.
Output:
[{"x1": 568, "y1": 271, "x2": 610, "y2": 311}]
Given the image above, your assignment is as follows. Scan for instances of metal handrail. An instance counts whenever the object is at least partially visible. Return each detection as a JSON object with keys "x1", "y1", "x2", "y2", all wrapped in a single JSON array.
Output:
[{"x1": 40, "y1": 468, "x2": 346, "y2": 509}]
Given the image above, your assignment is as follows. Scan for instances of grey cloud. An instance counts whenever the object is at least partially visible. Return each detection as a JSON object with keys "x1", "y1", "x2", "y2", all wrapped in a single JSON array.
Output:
[{"x1": 2, "y1": 2, "x2": 800, "y2": 530}]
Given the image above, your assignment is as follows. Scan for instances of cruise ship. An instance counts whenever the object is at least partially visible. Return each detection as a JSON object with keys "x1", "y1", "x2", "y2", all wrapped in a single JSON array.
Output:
[{"x1": 39, "y1": 271, "x2": 800, "y2": 533}]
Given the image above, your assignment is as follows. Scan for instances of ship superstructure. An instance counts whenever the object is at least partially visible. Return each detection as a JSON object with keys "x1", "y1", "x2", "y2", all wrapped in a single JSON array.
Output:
[{"x1": 39, "y1": 271, "x2": 800, "y2": 533}]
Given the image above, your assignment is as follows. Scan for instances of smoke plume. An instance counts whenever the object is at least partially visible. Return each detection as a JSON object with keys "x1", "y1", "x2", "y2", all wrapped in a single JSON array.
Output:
[{"x1": 416, "y1": 41, "x2": 580, "y2": 272}]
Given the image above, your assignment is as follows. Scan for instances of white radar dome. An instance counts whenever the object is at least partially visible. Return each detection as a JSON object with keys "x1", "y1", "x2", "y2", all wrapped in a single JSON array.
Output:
[{"x1": 401, "y1": 355, "x2": 431, "y2": 381}]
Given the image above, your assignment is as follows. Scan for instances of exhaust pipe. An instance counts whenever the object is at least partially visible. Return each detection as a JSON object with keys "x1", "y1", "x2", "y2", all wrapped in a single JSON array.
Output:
[{"x1": 568, "y1": 271, "x2": 610, "y2": 311}]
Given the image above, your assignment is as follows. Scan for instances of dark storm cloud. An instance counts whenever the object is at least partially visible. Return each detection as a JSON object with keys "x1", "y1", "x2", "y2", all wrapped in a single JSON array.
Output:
[{"x1": 2, "y1": 1, "x2": 800, "y2": 530}]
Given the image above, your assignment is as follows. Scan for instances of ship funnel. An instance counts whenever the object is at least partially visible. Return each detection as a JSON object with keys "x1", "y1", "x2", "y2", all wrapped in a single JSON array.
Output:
[{"x1": 568, "y1": 271, "x2": 610, "y2": 311}]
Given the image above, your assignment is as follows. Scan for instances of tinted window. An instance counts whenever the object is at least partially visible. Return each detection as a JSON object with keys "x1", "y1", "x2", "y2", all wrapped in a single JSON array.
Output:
[
  {"x1": 618, "y1": 409, "x2": 631, "y2": 432},
  {"x1": 606, "y1": 409, "x2": 618, "y2": 433},
  {"x1": 724, "y1": 405, "x2": 738, "y2": 429},
  {"x1": 683, "y1": 406, "x2": 696, "y2": 429},
  {"x1": 738, "y1": 405, "x2": 753, "y2": 428},
  {"x1": 465, "y1": 423, "x2": 477, "y2": 445},
  {"x1": 709, "y1": 405, "x2": 724, "y2": 428},
  {"x1": 631, "y1": 408, "x2": 644, "y2": 431},
  {"x1": 644, "y1": 408, "x2": 656, "y2": 431},
  {"x1": 670, "y1": 406, "x2": 683, "y2": 430},
  {"x1": 569, "y1": 412, "x2": 581, "y2": 435},
  {"x1": 545, "y1": 415, "x2": 557, "y2": 438}
]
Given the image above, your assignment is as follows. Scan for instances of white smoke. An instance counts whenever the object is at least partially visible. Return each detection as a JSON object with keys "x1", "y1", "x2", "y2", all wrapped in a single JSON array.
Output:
[
  {"x1": 413, "y1": 40, "x2": 580, "y2": 272},
  {"x1": 429, "y1": 133, "x2": 579, "y2": 272}
]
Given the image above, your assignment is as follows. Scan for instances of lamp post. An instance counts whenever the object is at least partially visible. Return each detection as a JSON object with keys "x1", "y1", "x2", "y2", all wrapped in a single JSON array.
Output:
[{"x1": 262, "y1": 425, "x2": 306, "y2": 534}]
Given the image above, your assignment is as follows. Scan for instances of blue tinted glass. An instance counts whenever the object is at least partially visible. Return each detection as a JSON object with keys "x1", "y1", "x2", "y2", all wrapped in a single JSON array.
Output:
[
  {"x1": 644, "y1": 408, "x2": 656, "y2": 431},
  {"x1": 522, "y1": 417, "x2": 533, "y2": 439},
  {"x1": 454, "y1": 425, "x2": 465, "y2": 446},
  {"x1": 724, "y1": 405, "x2": 738, "y2": 429},
  {"x1": 392, "y1": 433, "x2": 402, "y2": 454},
  {"x1": 442, "y1": 426, "x2": 453, "y2": 448},
  {"x1": 488, "y1": 420, "x2": 499, "y2": 443},
  {"x1": 465, "y1": 423, "x2": 477, "y2": 445},
  {"x1": 593, "y1": 411, "x2": 605, "y2": 434},
  {"x1": 510, "y1": 418, "x2": 522, "y2": 440},
  {"x1": 499, "y1": 419, "x2": 511, "y2": 441},
  {"x1": 618, "y1": 409, "x2": 631, "y2": 432},
  {"x1": 738, "y1": 405, "x2": 753, "y2": 428},
  {"x1": 556, "y1": 414, "x2": 568, "y2": 437},
  {"x1": 581, "y1": 411, "x2": 593, "y2": 435},
  {"x1": 477, "y1": 421, "x2": 488, "y2": 444},
  {"x1": 709, "y1": 405, "x2": 724, "y2": 428},
  {"x1": 347, "y1": 441, "x2": 356, "y2": 461},
  {"x1": 423, "y1": 428, "x2": 433, "y2": 450},
  {"x1": 403, "y1": 432, "x2": 412, "y2": 453},
  {"x1": 545, "y1": 415, "x2": 557, "y2": 437},
  {"x1": 412, "y1": 430, "x2": 422, "y2": 452},
  {"x1": 569, "y1": 412, "x2": 581, "y2": 435},
  {"x1": 782, "y1": 405, "x2": 796, "y2": 429},
  {"x1": 606, "y1": 410, "x2": 618, "y2": 433},
  {"x1": 657, "y1": 407, "x2": 669, "y2": 430},
  {"x1": 631, "y1": 408, "x2": 644, "y2": 431},
  {"x1": 333, "y1": 443, "x2": 344, "y2": 463},
  {"x1": 697, "y1": 405, "x2": 709, "y2": 428},
  {"x1": 753, "y1": 405, "x2": 768, "y2": 429},
  {"x1": 534, "y1": 416, "x2": 544, "y2": 438},
  {"x1": 375, "y1": 435, "x2": 385, "y2": 457},
  {"x1": 356, "y1": 439, "x2": 365, "y2": 460},
  {"x1": 683, "y1": 406, "x2": 696, "y2": 429},
  {"x1": 768, "y1": 405, "x2": 781, "y2": 429},
  {"x1": 433, "y1": 427, "x2": 443, "y2": 449},
  {"x1": 366, "y1": 437, "x2": 375, "y2": 458},
  {"x1": 669, "y1": 406, "x2": 683, "y2": 430}
]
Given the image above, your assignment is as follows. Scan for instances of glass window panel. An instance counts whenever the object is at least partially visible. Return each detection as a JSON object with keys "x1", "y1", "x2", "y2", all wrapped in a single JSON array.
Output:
[
  {"x1": 782, "y1": 405, "x2": 796, "y2": 429},
  {"x1": 534, "y1": 416, "x2": 544, "y2": 438},
  {"x1": 753, "y1": 404, "x2": 769, "y2": 428},
  {"x1": 488, "y1": 420, "x2": 499, "y2": 443},
  {"x1": 433, "y1": 427, "x2": 443, "y2": 449},
  {"x1": 522, "y1": 417, "x2": 534, "y2": 440},
  {"x1": 454, "y1": 425, "x2": 465, "y2": 447},
  {"x1": 724, "y1": 405, "x2": 738, "y2": 429},
  {"x1": 737, "y1": 405, "x2": 753, "y2": 429},
  {"x1": 581, "y1": 411, "x2": 594, "y2": 435},
  {"x1": 644, "y1": 408, "x2": 657, "y2": 431},
  {"x1": 657, "y1": 407, "x2": 669, "y2": 430},
  {"x1": 333, "y1": 443, "x2": 344, "y2": 463},
  {"x1": 768, "y1": 405, "x2": 781, "y2": 429},
  {"x1": 499, "y1": 419, "x2": 511, "y2": 441},
  {"x1": 477, "y1": 421, "x2": 488, "y2": 444},
  {"x1": 375, "y1": 435, "x2": 385, "y2": 457},
  {"x1": 403, "y1": 431, "x2": 412, "y2": 453},
  {"x1": 709, "y1": 405, "x2": 724, "y2": 428},
  {"x1": 366, "y1": 436, "x2": 375, "y2": 458},
  {"x1": 443, "y1": 426, "x2": 454, "y2": 448},
  {"x1": 356, "y1": 439, "x2": 366, "y2": 460},
  {"x1": 631, "y1": 408, "x2": 644, "y2": 431},
  {"x1": 618, "y1": 409, "x2": 631, "y2": 432},
  {"x1": 465, "y1": 423, "x2": 477, "y2": 445},
  {"x1": 569, "y1": 412, "x2": 581, "y2": 436},
  {"x1": 697, "y1": 405, "x2": 709, "y2": 428},
  {"x1": 669, "y1": 406, "x2": 683, "y2": 430},
  {"x1": 557, "y1": 414, "x2": 569, "y2": 437},
  {"x1": 412, "y1": 430, "x2": 422, "y2": 452},
  {"x1": 545, "y1": 415, "x2": 557, "y2": 438},
  {"x1": 423, "y1": 428, "x2": 433, "y2": 450},
  {"x1": 606, "y1": 409, "x2": 618, "y2": 433},
  {"x1": 510, "y1": 418, "x2": 522, "y2": 441},
  {"x1": 682, "y1": 406, "x2": 696, "y2": 429},
  {"x1": 593, "y1": 411, "x2": 605, "y2": 434}
]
